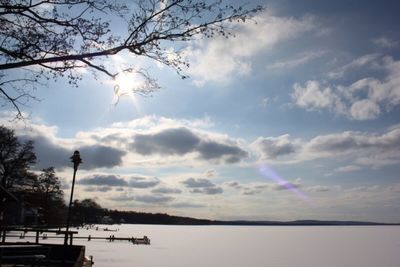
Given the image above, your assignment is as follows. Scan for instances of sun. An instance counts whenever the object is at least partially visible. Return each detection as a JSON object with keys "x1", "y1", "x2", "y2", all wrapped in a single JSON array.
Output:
[
  {"x1": 114, "y1": 72, "x2": 135, "y2": 97},
  {"x1": 112, "y1": 72, "x2": 143, "y2": 113}
]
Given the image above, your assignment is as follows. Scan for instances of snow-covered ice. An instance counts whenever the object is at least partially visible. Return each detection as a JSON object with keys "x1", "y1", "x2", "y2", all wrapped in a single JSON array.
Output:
[
  {"x1": 7, "y1": 224, "x2": 400, "y2": 267},
  {"x1": 77, "y1": 224, "x2": 400, "y2": 267}
]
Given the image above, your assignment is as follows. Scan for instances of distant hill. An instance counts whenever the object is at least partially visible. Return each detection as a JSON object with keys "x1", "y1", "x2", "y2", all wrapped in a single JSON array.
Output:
[
  {"x1": 213, "y1": 220, "x2": 396, "y2": 226},
  {"x1": 105, "y1": 210, "x2": 397, "y2": 226}
]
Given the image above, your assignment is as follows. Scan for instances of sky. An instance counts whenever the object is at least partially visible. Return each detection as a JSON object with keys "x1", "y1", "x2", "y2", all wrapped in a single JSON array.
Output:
[{"x1": 2, "y1": 0, "x2": 400, "y2": 223}]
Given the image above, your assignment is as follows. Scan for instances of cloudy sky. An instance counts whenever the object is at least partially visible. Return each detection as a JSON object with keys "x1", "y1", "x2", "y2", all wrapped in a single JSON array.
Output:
[{"x1": 2, "y1": 0, "x2": 400, "y2": 223}]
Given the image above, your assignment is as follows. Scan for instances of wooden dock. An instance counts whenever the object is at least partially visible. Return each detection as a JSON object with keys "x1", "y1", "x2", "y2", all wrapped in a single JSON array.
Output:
[
  {"x1": 0, "y1": 242, "x2": 90, "y2": 267},
  {"x1": 76, "y1": 235, "x2": 150, "y2": 244},
  {"x1": 1, "y1": 227, "x2": 151, "y2": 245},
  {"x1": 1, "y1": 227, "x2": 78, "y2": 245}
]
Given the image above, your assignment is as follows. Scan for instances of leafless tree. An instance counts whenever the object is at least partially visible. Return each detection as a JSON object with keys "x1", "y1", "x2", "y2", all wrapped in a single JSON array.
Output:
[
  {"x1": 0, "y1": 125, "x2": 36, "y2": 189},
  {"x1": 0, "y1": 0, "x2": 262, "y2": 118}
]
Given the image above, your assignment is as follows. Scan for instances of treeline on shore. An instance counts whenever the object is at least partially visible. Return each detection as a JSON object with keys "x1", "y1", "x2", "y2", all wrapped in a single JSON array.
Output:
[{"x1": 73, "y1": 201, "x2": 397, "y2": 225}]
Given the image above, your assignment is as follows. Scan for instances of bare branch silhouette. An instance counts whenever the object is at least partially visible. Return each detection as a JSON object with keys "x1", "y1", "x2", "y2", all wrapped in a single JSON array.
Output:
[{"x1": 0, "y1": 0, "x2": 262, "y2": 117}]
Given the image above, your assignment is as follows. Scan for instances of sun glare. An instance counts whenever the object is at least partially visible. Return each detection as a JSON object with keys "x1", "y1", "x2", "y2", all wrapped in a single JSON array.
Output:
[{"x1": 112, "y1": 72, "x2": 143, "y2": 113}]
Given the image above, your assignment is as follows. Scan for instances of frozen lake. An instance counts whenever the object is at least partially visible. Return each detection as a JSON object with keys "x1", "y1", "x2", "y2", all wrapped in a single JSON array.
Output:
[
  {"x1": 8, "y1": 224, "x2": 400, "y2": 266},
  {"x1": 75, "y1": 224, "x2": 400, "y2": 267}
]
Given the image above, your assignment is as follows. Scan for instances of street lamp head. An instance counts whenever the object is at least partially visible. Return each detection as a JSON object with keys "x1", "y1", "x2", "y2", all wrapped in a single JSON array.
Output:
[{"x1": 70, "y1": 150, "x2": 82, "y2": 170}]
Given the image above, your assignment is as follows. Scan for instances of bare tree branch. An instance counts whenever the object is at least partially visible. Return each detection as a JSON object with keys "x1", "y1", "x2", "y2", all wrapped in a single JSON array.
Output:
[
  {"x1": 0, "y1": 86, "x2": 23, "y2": 118},
  {"x1": 0, "y1": 0, "x2": 262, "y2": 118}
]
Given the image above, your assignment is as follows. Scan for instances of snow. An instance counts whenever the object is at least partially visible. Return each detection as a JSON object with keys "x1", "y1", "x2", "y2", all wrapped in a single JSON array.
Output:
[{"x1": 7, "y1": 224, "x2": 400, "y2": 267}]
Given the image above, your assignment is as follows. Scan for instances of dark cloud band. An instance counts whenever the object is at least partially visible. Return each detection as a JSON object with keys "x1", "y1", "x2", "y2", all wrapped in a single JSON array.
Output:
[{"x1": 131, "y1": 127, "x2": 247, "y2": 164}]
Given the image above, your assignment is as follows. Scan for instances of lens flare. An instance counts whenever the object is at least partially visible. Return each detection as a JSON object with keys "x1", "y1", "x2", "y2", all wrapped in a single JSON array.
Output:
[{"x1": 258, "y1": 165, "x2": 311, "y2": 204}]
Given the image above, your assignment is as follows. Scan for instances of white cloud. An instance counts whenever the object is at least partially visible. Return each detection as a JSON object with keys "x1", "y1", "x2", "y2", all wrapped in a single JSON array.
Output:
[
  {"x1": 292, "y1": 55, "x2": 400, "y2": 120},
  {"x1": 261, "y1": 97, "x2": 269, "y2": 107},
  {"x1": 135, "y1": 194, "x2": 174, "y2": 204},
  {"x1": 110, "y1": 115, "x2": 214, "y2": 131},
  {"x1": 334, "y1": 165, "x2": 361, "y2": 173},
  {"x1": 306, "y1": 185, "x2": 331, "y2": 192},
  {"x1": 251, "y1": 134, "x2": 300, "y2": 160},
  {"x1": 328, "y1": 53, "x2": 381, "y2": 79},
  {"x1": 301, "y1": 184, "x2": 400, "y2": 220},
  {"x1": 130, "y1": 127, "x2": 248, "y2": 164},
  {"x1": 7, "y1": 116, "x2": 248, "y2": 170},
  {"x1": 372, "y1": 37, "x2": 399, "y2": 48},
  {"x1": 252, "y1": 125, "x2": 400, "y2": 168},
  {"x1": 305, "y1": 127, "x2": 400, "y2": 159},
  {"x1": 225, "y1": 181, "x2": 242, "y2": 190},
  {"x1": 292, "y1": 80, "x2": 346, "y2": 113},
  {"x1": 205, "y1": 169, "x2": 217, "y2": 178},
  {"x1": 224, "y1": 179, "x2": 303, "y2": 195},
  {"x1": 187, "y1": 10, "x2": 317, "y2": 85},
  {"x1": 272, "y1": 178, "x2": 302, "y2": 191},
  {"x1": 349, "y1": 99, "x2": 381, "y2": 120},
  {"x1": 110, "y1": 193, "x2": 174, "y2": 204},
  {"x1": 182, "y1": 178, "x2": 223, "y2": 195},
  {"x1": 151, "y1": 187, "x2": 182, "y2": 194},
  {"x1": 7, "y1": 113, "x2": 400, "y2": 171},
  {"x1": 354, "y1": 152, "x2": 400, "y2": 169},
  {"x1": 267, "y1": 51, "x2": 325, "y2": 70}
]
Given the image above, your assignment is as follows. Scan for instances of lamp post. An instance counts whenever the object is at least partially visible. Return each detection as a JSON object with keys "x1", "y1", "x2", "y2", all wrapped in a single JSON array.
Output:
[{"x1": 64, "y1": 151, "x2": 82, "y2": 245}]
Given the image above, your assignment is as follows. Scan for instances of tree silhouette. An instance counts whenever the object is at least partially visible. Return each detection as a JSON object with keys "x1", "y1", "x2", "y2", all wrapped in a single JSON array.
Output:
[
  {"x1": 0, "y1": 125, "x2": 36, "y2": 189},
  {"x1": 0, "y1": 126, "x2": 67, "y2": 225},
  {"x1": 72, "y1": 198, "x2": 103, "y2": 224},
  {"x1": 37, "y1": 167, "x2": 63, "y2": 224},
  {"x1": 0, "y1": 0, "x2": 262, "y2": 118}
]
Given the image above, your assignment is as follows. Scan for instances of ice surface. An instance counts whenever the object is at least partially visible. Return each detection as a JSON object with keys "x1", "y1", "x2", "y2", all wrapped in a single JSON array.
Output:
[{"x1": 7, "y1": 225, "x2": 400, "y2": 267}]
